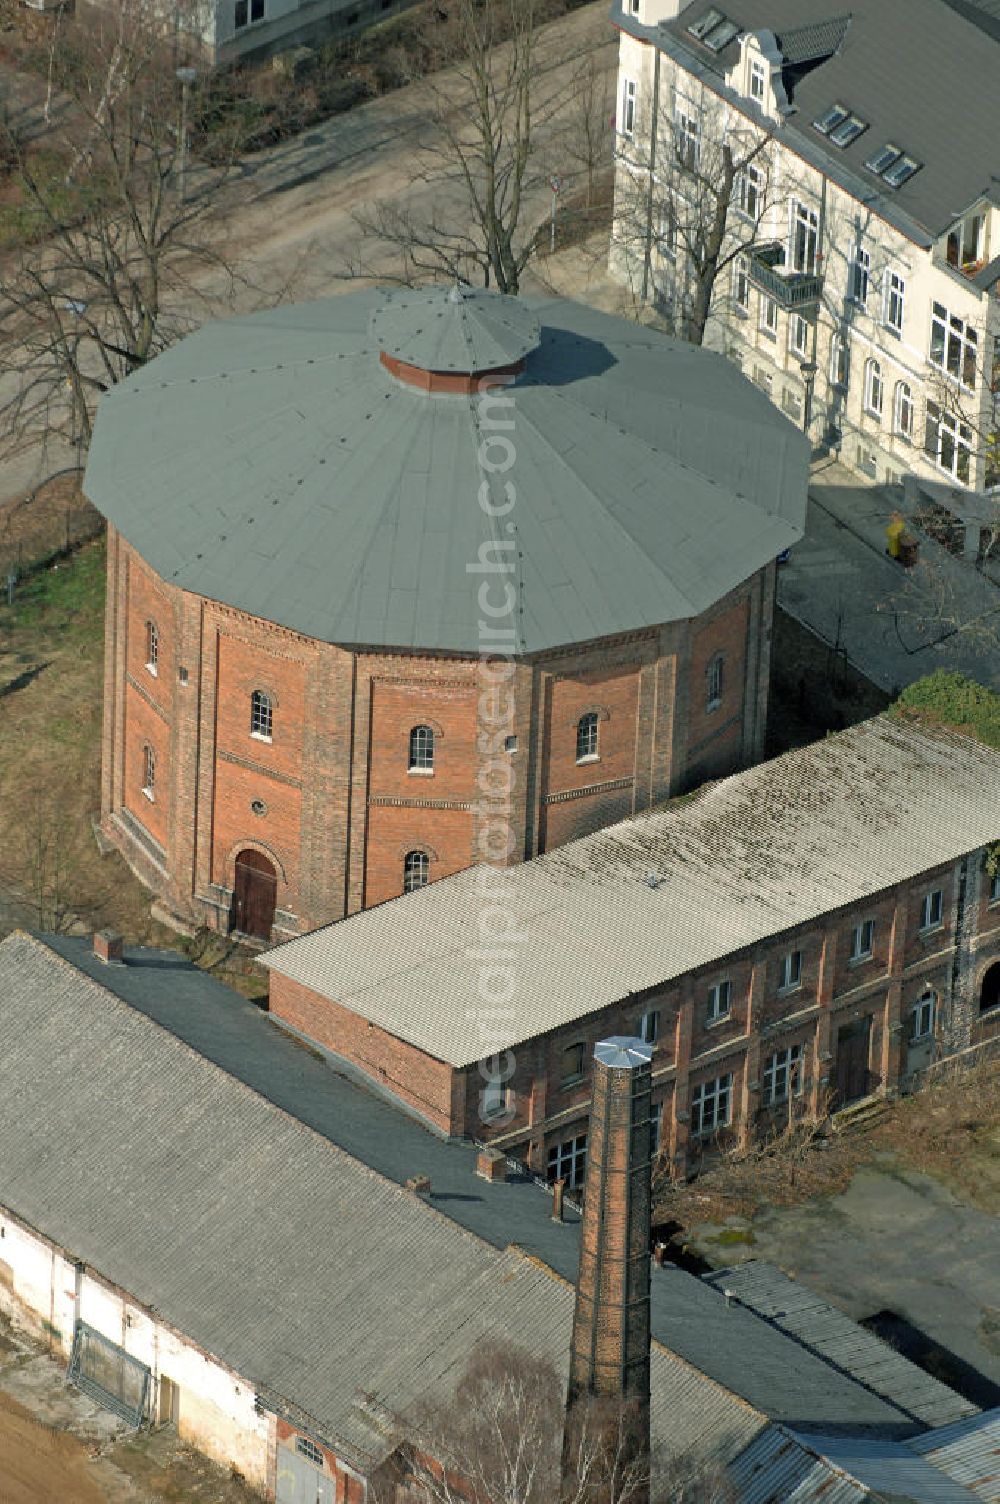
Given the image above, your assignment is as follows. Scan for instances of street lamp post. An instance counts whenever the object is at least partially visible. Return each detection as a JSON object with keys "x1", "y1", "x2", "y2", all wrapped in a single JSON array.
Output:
[
  {"x1": 549, "y1": 174, "x2": 562, "y2": 255},
  {"x1": 176, "y1": 66, "x2": 198, "y2": 204},
  {"x1": 799, "y1": 358, "x2": 818, "y2": 435}
]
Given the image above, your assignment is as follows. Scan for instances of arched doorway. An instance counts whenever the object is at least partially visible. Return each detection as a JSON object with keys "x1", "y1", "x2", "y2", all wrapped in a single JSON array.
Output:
[
  {"x1": 981, "y1": 962, "x2": 1000, "y2": 1015},
  {"x1": 231, "y1": 849, "x2": 277, "y2": 941}
]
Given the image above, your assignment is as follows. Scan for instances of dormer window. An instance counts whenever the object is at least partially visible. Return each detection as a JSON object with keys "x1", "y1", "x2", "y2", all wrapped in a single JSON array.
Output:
[
  {"x1": 688, "y1": 6, "x2": 724, "y2": 38},
  {"x1": 687, "y1": 6, "x2": 738, "y2": 50},
  {"x1": 749, "y1": 59, "x2": 766, "y2": 101},
  {"x1": 947, "y1": 213, "x2": 985, "y2": 270}
]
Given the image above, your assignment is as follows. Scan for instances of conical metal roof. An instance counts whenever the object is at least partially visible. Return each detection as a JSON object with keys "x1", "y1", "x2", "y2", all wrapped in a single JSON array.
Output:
[{"x1": 370, "y1": 283, "x2": 541, "y2": 373}]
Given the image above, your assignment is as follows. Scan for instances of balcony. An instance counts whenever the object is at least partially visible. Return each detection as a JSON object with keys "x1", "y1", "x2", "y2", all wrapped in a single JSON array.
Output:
[{"x1": 747, "y1": 242, "x2": 823, "y2": 309}]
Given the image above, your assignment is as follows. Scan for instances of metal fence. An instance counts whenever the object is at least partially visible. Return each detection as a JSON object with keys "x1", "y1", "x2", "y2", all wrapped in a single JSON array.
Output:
[{"x1": 67, "y1": 1320, "x2": 151, "y2": 1428}]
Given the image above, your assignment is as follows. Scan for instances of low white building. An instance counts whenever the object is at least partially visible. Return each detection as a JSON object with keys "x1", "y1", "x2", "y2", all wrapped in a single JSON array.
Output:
[{"x1": 610, "y1": 0, "x2": 1000, "y2": 494}]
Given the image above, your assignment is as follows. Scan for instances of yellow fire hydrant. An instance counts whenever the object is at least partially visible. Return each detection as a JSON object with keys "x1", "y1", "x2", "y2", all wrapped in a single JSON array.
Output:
[{"x1": 886, "y1": 512, "x2": 906, "y2": 560}]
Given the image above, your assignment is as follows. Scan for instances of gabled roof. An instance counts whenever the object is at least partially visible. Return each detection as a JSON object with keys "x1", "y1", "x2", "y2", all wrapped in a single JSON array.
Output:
[
  {"x1": 729, "y1": 1425, "x2": 989, "y2": 1503},
  {"x1": 83, "y1": 289, "x2": 807, "y2": 655},
  {"x1": 649, "y1": 0, "x2": 1000, "y2": 238},
  {"x1": 773, "y1": 15, "x2": 850, "y2": 66},
  {"x1": 263, "y1": 714, "x2": 1000, "y2": 1067}
]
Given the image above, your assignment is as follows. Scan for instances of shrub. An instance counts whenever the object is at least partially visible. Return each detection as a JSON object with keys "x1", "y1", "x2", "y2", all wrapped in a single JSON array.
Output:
[{"x1": 890, "y1": 670, "x2": 1000, "y2": 751}]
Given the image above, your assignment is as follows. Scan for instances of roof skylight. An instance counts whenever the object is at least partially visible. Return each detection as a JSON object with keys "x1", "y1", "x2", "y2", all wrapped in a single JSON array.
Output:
[
  {"x1": 812, "y1": 103, "x2": 849, "y2": 135},
  {"x1": 828, "y1": 113, "x2": 867, "y2": 147},
  {"x1": 882, "y1": 154, "x2": 921, "y2": 187},
  {"x1": 687, "y1": 6, "x2": 724, "y2": 38},
  {"x1": 864, "y1": 143, "x2": 901, "y2": 175},
  {"x1": 703, "y1": 17, "x2": 739, "y2": 50}
]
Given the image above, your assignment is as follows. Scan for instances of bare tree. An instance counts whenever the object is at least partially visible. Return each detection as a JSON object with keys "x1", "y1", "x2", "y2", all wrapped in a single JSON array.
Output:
[
  {"x1": 371, "y1": 1341, "x2": 732, "y2": 1504},
  {"x1": 612, "y1": 80, "x2": 774, "y2": 343},
  {"x1": 0, "y1": 0, "x2": 242, "y2": 460},
  {"x1": 558, "y1": 53, "x2": 612, "y2": 212},
  {"x1": 351, "y1": 0, "x2": 604, "y2": 293}
]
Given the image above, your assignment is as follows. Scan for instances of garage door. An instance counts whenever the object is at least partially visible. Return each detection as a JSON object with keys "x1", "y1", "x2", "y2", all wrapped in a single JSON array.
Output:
[{"x1": 276, "y1": 1438, "x2": 335, "y2": 1504}]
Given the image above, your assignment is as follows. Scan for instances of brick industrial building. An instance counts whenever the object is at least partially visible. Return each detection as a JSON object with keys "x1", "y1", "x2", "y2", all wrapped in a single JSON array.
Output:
[
  {"x1": 84, "y1": 284, "x2": 806, "y2": 942},
  {"x1": 264, "y1": 712, "x2": 1000, "y2": 1179}
]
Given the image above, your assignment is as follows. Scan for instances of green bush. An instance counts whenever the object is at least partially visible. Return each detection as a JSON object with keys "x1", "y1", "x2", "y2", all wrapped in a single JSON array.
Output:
[{"x1": 890, "y1": 671, "x2": 1000, "y2": 751}]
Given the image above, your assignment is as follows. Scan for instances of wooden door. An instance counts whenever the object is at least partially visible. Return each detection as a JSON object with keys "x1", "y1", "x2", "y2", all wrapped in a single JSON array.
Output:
[
  {"x1": 835, "y1": 1016, "x2": 872, "y2": 1106},
  {"x1": 232, "y1": 849, "x2": 277, "y2": 940}
]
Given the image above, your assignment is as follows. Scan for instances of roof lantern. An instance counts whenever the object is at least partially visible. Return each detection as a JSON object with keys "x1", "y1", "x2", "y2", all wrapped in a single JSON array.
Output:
[{"x1": 369, "y1": 283, "x2": 541, "y2": 379}]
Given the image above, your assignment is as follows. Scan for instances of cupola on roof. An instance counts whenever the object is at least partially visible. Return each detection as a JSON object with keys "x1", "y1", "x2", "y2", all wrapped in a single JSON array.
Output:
[
  {"x1": 84, "y1": 287, "x2": 808, "y2": 656},
  {"x1": 370, "y1": 283, "x2": 541, "y2": 373}
]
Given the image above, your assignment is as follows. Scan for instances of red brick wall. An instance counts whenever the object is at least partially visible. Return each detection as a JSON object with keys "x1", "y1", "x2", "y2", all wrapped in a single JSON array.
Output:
[
  {"x1": 685, "y1": 596, "x2": 749, "y2": 784},
  {"x1": 539, "y1": 661, "x2": 640, "y2": 850},
  {"x1": 368, "y1": 680, "x2": 477, "y2": 804},
  {"x1": 123, "y1": 682, "x2": 170, "y2": 850},
  {"x1": 364, "y1": 805, "x2": 474, "y2": 908},
  {"x1": 275, "y1": 1419, "x2": 364, "y2": 1503},
  {"x1": 269, "y1": 974, "x2": 460, "y2": 1133}
]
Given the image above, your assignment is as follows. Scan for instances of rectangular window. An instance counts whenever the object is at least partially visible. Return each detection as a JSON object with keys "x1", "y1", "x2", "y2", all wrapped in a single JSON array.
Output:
[
  {"x1": 691, "y1": 1073, "x2": 732, "y2": 1135},
  {"x1": 650, "y1": 1106, "x2": 662, "y2": 1155},
  {"x1": 235, "y1": 0, "x2": 248, "y2": 24},
  {"x1": 737, "y1": 163, "x2": 763, "y2": 221},
  {"x1": 812, "y1": 103, "x2": 849, "y2": 136},
  {"x1": 707, "y1": 978, "x2": 731, "y2": 1022},
  {"x1": 828, "y1": 114, "x2": 867, "y2": 148},
  {"x1": 778, "y1": 949, "x2": 802, "y2": 991},
  {"x1": 657, "y1": 198, "x2": 676, "y2": 258},
  {"x1": 790, "y1": 201, "x2": 818, "y2": 275},
  {"x1": 749, "y1": 59, "x2": 765, "y2": 101},
  {"x1": 910, "y1": 992, "x2": 936, "y2": 1041},
  {"x1": 929, "y1": 303, "x2": 978, "y2": 390},
  {"x1": 481, "y1": 1076, "x2": 511, "y2": 1119},
  {"x1": 850, "y1": 246, "x2": 870, "y2": 306},
  {"x1": 762, "y1": 1043, "x2": 802, "y2": 1106},
  {"x1": 830, "y1": 335, "x2": 849, "y2": 390},
  {"x1": 638, "y1": 1010, "x2": 660, "y2": 1045},
  {"x1": 919, "y1": 889, "x2": 943, "y2": 931},
  {"x1": 884, "y1": 271, "x2": 905, "y2": 334},
  {"x1": 561, "y1": 1041, "x2": 586, "y2": 1085},
  {"x1": 925, "y1": 402, "x2": 973, "y2": 483},
  {"x1": 865, "y1": 143, "x2": 901, "y2": 176},
  {"x1": 790, "y1": 313, "x2": 810, "y2": 358},
  {"x1": 621, "y1": 78, "x2": 637, "y2": 139},
  {"x1": 850, "y1": 917, "x2": 875, "y2": 960},
  {"x1": 947, "y1": 214, "x2": 985, "y2": 270},
  {"x1": 547, "y1": 1132, "x2": 587, "y2": 1187},
  {"x1": 145, "y1": 620, "x2": 158, "y2": 676},
  {"x1": 990, "y1": 870, "x2": 1000, "y2": 905},
  {"x1": 674, "y1": 107, "x2": 701, "y2": 171},
  {"x1": 734, "y1": 254, "x2": 750, "y2": 312},
  {"x1": 759, "y1": 295, "x2": 778, "y2": 338}
]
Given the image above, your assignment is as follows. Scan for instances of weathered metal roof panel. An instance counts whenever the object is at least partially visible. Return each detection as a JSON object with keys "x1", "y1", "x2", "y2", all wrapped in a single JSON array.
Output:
[{"x1": 909, "y1": 1408, "x2": 1000, "y2": 1502}]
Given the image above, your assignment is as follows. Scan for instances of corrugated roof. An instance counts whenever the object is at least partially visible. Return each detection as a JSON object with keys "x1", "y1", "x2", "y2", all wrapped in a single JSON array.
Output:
[
  {"x1": 83, "y1": 290, "x2": 807, "y2": 655},
  {"x1": 802, "y1": 1431, "x2": 988, "y2": 1502},
  {"x1": 658, "y1": 0, "x2": 1000, "y2": 235},
  {"x1": 369, "y1": 283, "x2": 541, "y2": 372},
  {"x1": 263, "y1": 714, "x2": 1000, "y2": 1068},
  {"x1": 909, "y1": 1408, "x2": 1000, "y2": 1502},
  {"x1": 729, "y1": 1425, "x2": 989, "y2": 1503},
  {"x1": 0, "y1": 930, "x2": 767, "y2": 1474},
  {"x1": 705, "y1": 1263, "x2": 977, "y2": 1429}
]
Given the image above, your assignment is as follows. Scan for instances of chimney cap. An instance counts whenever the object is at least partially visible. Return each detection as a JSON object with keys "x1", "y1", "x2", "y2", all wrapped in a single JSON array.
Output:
[{"x1": 594, "y1": 1036, "x2": 653, "y2": 1070}]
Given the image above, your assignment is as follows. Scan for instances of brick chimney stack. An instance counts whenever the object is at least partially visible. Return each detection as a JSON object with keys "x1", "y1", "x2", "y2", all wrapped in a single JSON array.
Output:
[{"x1": 563, "y1": 1036, "x2": 653, "y2": 1503}]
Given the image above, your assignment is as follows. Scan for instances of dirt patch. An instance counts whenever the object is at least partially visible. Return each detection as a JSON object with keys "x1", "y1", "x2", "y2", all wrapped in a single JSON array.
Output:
[
  {"x1": 0, "y1": 1390, "x2": 113, "y2": 1504},
  {"x1": 0, "y1": 471, "x2": 102, "y2": 578}
]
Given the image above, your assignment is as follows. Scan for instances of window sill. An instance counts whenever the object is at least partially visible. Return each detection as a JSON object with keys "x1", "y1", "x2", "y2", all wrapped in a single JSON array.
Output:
[
  {"x1": 863, "y1": 408, "x2": 883, "y2": 422},
  {"x1": 705, "y1": 1012, "x2": 732, "y2": 1028},
  {"x1": 777, "y1": 982, "x2": 802, "y2": 998},
  {"x1": 759, "y1": 328, "x2": 778, "y2": 342},
  {"x1": 734, "y1": 305, "x2": 750, "y2": 318},
  {"x1": 575, "y1": 754, "x2": 600, "y2": 767},
  {"x1": 706, "y1": 698, "x2": 722, "y2": 714},
  {"x1": 250, "y1": 732, "x2": 272, "y2": 744},
  {"x1": 882, "y1": 325, "x2": 902, "y2": 339},
  {"x1": 847, "y1": 951, "x2": 873, "y2": 968},
  {"x1": 560, "y1": 1074, "x2": 585, "y2": 1091},
  {"x1": 408, "y1": 767, "x2": 434, "y2": 776},
  {"x1": 141, "y1": 787, "x2": 155, "y2": 803},
  {"x1": 145, "y1": 664, "x2": 158, "y2": 678}
]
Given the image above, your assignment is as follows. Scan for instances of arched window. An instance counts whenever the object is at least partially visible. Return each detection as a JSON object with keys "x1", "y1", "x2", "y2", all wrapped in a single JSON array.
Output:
[
  {"x1": 145, "y1": 620, "x2": 158, "y2": 676},
  {"x1": 250, "y1": 690, "x2": 273, "y2": 741},
  {"x1": 706, "y1": 654, "x2": 724, "y2": 711},
  {"x1": 403, "y1": 849, "x2": 429, "y2": 893},
  {"x1": 142, "y1": 745, "x2": 156, "y2": 800},
  {"x1": 830, "y1": 334, "x2": 849, "y2": 390},
  {"x1": 894, "y1": 381, "x2": 914, "y2": 440},
  {"x1": 576, "y1": 712, "x2": 599, "y2": 763},
  {"x1": 864, "y1": 357, "x2": 883, "y2": 417},
  {"x1": 408, "y1": 724, "x2": 434, "y2": 772}
]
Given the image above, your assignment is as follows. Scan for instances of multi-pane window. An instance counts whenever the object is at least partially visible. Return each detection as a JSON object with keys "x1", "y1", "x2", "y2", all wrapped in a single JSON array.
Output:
[
  {"x1": 734, "y1": 254, "x2": 750, "y2": 312},
  {"x1": 650, "y1": 1106, "x2": 662, "y2": 1156},
  {"x1": 990, "y1": 870, "x2": 1000, "y2": 905},
  {"x1": 561, "y1": 1041, "x2": 586, "y2": 1084},
  {"x1": 895, "y1": 382, "x2": 914, "y2": 440},
  {"x1": 910, "y1": 989, "x2": 936, "y2": 1041},
  {"x1": 576, "y1": 712, "x2": 599, "y2": 762},
  {"x1": 830, "y1": 335, "x2": 849, "y2": 389},
  {"x1": 481, "y1": 1074, "x2": 511, "y2": 1119},
  {"x1": 790, "y1": 201, "x2": 818, "y2": 275},
  {"x1": 142, "y1": 744, "x2": 155, "y2": 800},
  {"x1": 548, "y1": 1132, "x2": 587, "y2": 1187},
  {"x1": 925, "y1": 403, "x2": 973, "y2": 483},
  {"x1": 850, "y1": 917, "x2": 875, "y2": 960},
  {"x1": 737, "y1": 163, "x2": 763, "y2": 220},
  {"x1": 145, "y1": 620, "x2": 158, "y2": 676},
  {"x1": 674, "y1": 107, "x2": 701, "y2": 171},
  {"x1": 250, "y1": 690, "x2": 272, "y2": 741},
  {"x1": 295, "y1": 1437, "x2": 325, "y2": 1468},
  {"x1": 408, "y1": 723, "x2": 434, "y2": 771},
  {"x1": 234, "y1": 0, "x2": 264, "y2": 25},
  {"x1": 759, "y1": 295, "x2": 778, "y2": 337},
  {"x1": 762, "y1": 1043, "x2": 802, "y2": 1106},
  {"x1": 930, "y1": 303, "x2": 978, "y2": 390},
  {"x1": 850, "y1": 246, "x2": 870, "y2": 305},
  {"x1": 946, "y1": 214, "x2": 984, "y2": 270},
  {"x1": 707, "y1": 978, "x2": 731, "y2": 1022},
  {"x1": 790, "y1": 314, "x2": 810, "y2": 358},
  {"x1": 884, "y1": 271, "x2": 905, "y2": 334},
  {"x1": 621, "y1": 78, "x2": 637, "y2": 139},
  {"x1": 657, "y1": 198, "x2": 677, "y2": 258},
  {"x1": 749, "y1": 59, "x2": 766, "y2": 101},
  {"x1": 637, "y1": 1010, "x2": 660, "y2": 1045},
  {"x1": 864, "y1": 358, "x2": 883, "y2": 417},
  {"x1": 403, "y1": 849, "x2": 429, "y2": 893},
  {"x1": 919, "y1": 888, "x2": 943, "y2": 931},
  {"x1": 691, "y1": 1073, "x2": 732, "y2": 1136},
  {"x1": 778, "y1": 949, "x2": 802, "y2": 991},
  {"x1": 706, "y1": 654, "x2": 723, "y2": 710}
]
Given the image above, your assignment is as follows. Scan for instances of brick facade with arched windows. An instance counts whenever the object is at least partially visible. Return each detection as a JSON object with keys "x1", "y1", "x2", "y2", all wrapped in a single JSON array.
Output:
[{"x1": 99, "y1": 528, "x2": 775, "y2": 940}]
